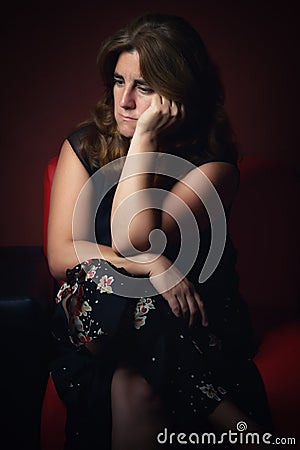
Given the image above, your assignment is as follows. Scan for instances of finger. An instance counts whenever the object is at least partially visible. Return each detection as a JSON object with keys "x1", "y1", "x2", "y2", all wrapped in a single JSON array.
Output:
[
  {"x1": 160, "y1": 95, "x2": 168, "y2": 106},
  {"x1": 185, "y1": 295, "x2": 199, "y2": 328},
  {"x1": 177, "y1": 295, "x2": 190, "y2": 322},
  {"x1": 152, "y1": 94, "x2": 163, "y2": 107},
  {"x1": 172, "y1": 102, "x2": 184, "y2": 122},
  {"x1": 161, "y1": 96, "x2": 175, "y2": 111},
  {"x1": 170, "y1": 100, "x2": 179, "y2": 117},
  {"x1": 166, "y1": 292, "x2": 189, "y2": 322},
  {"x1": 158, "y1": 96, "x2": 169, "y2": 117},
  {"x1": 179, "y1": 103, "x2": 185, "y2": 120},
  {"x1": 163, "y1": 293, "x2": 181, "y2": 318},
  {"x1": 194, "y1": 291, "x2": 208, "y2": 326}
]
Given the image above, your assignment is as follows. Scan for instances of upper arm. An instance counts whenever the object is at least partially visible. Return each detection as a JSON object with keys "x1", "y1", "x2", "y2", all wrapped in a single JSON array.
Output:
[
  {"x1": 47, "y1": 140, "x2": 91, "y2": 271},
  {"x1": 161, "y1": 161, "x2": 239, "y2": 241}
]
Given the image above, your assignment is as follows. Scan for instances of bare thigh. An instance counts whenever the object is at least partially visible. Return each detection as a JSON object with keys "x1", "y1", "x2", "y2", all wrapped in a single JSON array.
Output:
[{"x1": 111, "y1": 365, "x2": 169, "y2": 450}]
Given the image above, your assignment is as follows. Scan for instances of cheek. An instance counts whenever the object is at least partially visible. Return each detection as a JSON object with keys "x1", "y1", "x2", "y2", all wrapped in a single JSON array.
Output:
[
  {"x1": 113, "y1": 89, "x2": 118, "y2": 114},
  {"x1": 137, "y1": 98, "x2": 152, "y2": 116},
  {"x1": 113, "y1": 85, "x2": 124, "y2": 112}
]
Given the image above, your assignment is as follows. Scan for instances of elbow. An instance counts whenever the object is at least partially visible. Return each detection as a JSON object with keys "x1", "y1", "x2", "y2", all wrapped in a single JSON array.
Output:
[
  {"x1": 111, "y1": 210, "x2": 161, "y2": 256},
  {"x1": 111, "y1": 229, "x2": 156, "y2": 256},
  {"x1": 112, "y1": 242, "x2": 150, "y2": 257},
  {"x1": 47, "y1": 237, "x2": 79, "y2": 281},
  {"x1": 128, "y1": 236, "x2": 152, "y2": 253},
  {"x1": 47, "y1": 254, "x2": 68, "y2": 281}
]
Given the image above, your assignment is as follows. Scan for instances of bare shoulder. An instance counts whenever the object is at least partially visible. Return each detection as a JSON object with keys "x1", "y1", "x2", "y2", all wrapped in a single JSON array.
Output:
[
  {"x1": 49, "y1": 139, "x2": 90, "y2": 224},
  {"x1": 198, "y1": 161, "x2": 239, "y2": 182},
  {"x1": 50, "y1": 140, "x2": 90, "y2": 200},
  {"x1": 54, "y1": 139, "x2": 89, "y2": 177},
  {"x1": 197, "y1": 161, "x2": 240, "y2": 207}
]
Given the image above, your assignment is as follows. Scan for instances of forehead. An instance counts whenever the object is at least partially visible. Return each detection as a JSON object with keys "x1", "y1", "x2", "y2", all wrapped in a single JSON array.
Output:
[{"x1": 114, "y1": 50, "x2": 142, "y2": 78}]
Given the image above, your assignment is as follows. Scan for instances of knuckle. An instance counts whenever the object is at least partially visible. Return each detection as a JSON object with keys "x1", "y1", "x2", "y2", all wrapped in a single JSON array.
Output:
[
  {"x1": 181, "y1": 305, "x2": 189, "y2": 314},
  {"x1": 186, "y1": 281, "x2": 194, "y2": 290},
  {"x1": 189, "y1": 309, "x2": 197, "y2": 320},
  {"x1": 197, "y1": 299, "x2": 204, "y2": 308},
  {"x1": 189, "y1": 303, "x2": 198, "y2": 314},
  {"x1": 171, "y1": 304, "x2": 180, "y2": 315}
]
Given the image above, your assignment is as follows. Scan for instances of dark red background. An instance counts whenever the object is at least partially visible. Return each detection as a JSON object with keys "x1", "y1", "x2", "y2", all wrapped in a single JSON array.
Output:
[{"x1": 1, "y1": 0, "x2": 299, "y2": 245}]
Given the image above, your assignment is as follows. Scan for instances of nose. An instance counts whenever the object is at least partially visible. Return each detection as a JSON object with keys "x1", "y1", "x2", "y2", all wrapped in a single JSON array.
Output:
[{"x1": 120, "y1": 87, "x2": 136, "y2": 109}]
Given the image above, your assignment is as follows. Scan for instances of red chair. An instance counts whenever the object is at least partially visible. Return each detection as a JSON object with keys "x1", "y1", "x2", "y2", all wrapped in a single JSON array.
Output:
[
  {"x1": 41, "y1": 155, "x2": 66, "y2": 450},
  {"x1": 40, "y1": 155, "x2": 300, "y2": 448},
  {"x1": 229, "y1": 156, "x2": 300, "y2": 439}
]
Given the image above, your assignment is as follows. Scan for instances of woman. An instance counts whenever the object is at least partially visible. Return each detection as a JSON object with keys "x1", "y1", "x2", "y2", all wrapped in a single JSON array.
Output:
[{"x1": 47, "y1": 13, "x2": 272, "y2": 450}]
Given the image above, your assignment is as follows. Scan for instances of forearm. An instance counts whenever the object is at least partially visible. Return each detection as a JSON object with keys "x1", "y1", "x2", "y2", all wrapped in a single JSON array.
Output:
[
  {"x1": 47, "y1": 239, "x2": 152, "y2": 281},
  {"x1": 111, "y1": 132, "x2": 161, "y2": 253}
]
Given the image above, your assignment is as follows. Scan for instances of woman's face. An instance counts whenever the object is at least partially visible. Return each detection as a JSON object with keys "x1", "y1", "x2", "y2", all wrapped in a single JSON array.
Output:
[{"x1": 113, "y1": 50, "x2": 155, "y2": 138}]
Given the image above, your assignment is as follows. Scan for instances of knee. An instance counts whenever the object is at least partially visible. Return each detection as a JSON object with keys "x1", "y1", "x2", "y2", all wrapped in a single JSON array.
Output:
[
  {"x1": 131, "y1": 373, "x2": 157, "y2": 406},
  {"x1": 112, "y1": 367, "x2": 160, "y2": 410}
]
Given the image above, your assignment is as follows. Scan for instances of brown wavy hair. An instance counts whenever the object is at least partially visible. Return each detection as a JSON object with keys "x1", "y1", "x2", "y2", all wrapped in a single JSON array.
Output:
[{"x1": 78, "y1": 13, "x2": 239, "y2": 171}]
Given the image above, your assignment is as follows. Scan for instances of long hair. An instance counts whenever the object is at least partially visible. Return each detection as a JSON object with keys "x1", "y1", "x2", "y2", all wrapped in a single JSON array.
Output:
[{"x1": 78, "y1": 13, "x2": 239, "y2": 171}]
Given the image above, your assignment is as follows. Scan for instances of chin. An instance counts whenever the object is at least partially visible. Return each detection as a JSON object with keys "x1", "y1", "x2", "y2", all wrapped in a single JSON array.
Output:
[{"x1": 118, "y1": 124, "x2": 135, "y2": 139}]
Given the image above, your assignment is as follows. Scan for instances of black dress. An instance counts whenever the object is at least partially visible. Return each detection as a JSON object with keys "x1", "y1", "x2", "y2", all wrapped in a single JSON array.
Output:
[{"x1": 49, "y1": 127, "x2": 272, "y2": 449}]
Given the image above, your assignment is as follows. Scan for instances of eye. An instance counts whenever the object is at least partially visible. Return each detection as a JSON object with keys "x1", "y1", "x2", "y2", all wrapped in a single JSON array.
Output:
[
  {"x1": 137, "y1": 85, "x2": 154, "y2": 94},
  {"x1": 113, "y1": 76, "x2": 124, "y2": 86}
]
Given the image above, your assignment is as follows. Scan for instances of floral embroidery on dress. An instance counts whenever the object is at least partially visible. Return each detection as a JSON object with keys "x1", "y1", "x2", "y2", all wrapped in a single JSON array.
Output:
[
  {"x1": 198, "y1": 383, "x2": 222, "y2": 401},
  {"x1": 85, "y1": 265, "x2": 97, "y2": 280},
  {"x1": 97, "y1": 327, "x2": 106, "y2": 336},
  {"x1": 217, "y1": 386, "x2": 227, "y2": 395},
  {"x1": 192, "y1": 339, "x2": 203, "y2": 354},
  {"x1": 56, "y1": 282, "x2": 77, "y2": 304},
  {"x1": 67, "y1": 294, "x2": 93, "y2": 345},
  {"x1": 81, "y1": 300, "x2": 92, "y2": 316},
  {"x1": 77, "y1": 332, "x2": 92, "y2": 344},
  {"x1": 97, "y1": 275, "x2": 114, "y2": 294},
  {"x1": 70, "y1": 315, "x2": 84, "y2": 332},
  {"x1": 57, "y1": 262, "x2": 119, "y2": 346},
  {"x1": 134, "y1": 297, "x2": 155, "y2": 330},
  {"x1": 208, "y1": 333, "x2": 222, "y2": 350}
]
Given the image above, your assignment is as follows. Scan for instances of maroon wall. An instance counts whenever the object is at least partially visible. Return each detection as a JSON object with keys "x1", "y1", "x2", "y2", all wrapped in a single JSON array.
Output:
[{"x1": 1, "y1": 0, "x2": 299, "y2": 245}]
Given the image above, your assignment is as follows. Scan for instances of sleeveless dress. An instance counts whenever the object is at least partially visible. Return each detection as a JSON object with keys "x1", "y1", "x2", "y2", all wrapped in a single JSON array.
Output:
[{"x1": 49, "y1": 127, "x2": 272, "y2": 449}]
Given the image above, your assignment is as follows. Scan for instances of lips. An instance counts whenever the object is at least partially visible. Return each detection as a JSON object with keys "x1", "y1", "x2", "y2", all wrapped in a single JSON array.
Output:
[{"x1": 119, "y1": 114, "x2": 137, "y2": 121}]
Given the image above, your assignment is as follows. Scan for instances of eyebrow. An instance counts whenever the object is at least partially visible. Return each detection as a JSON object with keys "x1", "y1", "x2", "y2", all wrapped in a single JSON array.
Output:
[{"x1": 113, "y1": 72, "x2": 149, "y2": 86}]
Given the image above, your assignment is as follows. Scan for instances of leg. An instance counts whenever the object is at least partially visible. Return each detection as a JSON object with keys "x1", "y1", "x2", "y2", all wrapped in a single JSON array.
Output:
[{"x1": 111, "y1": 365, "x2": 169, "y2": 450}]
